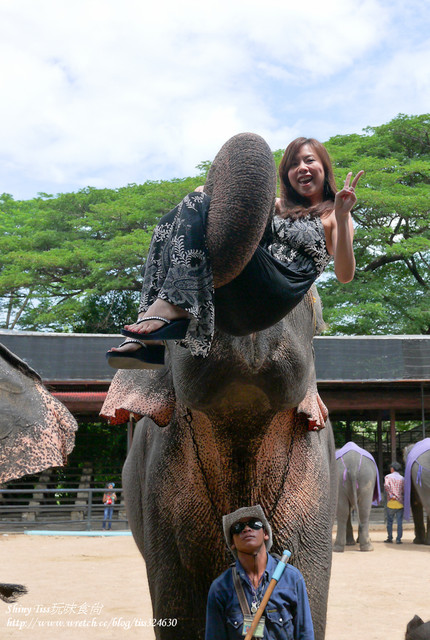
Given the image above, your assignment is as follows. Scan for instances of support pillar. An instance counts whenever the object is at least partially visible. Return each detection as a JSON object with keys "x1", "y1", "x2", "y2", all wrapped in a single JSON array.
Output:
[
  {"x1": 345, "y1": 419, "x2": 352, "y2": 443},
  {"x1": 390, "y1": 409, "x2": 396, "y2": 462},
  {"x1": 377, "y1": 413, "x2": 383, "y2": 490}
]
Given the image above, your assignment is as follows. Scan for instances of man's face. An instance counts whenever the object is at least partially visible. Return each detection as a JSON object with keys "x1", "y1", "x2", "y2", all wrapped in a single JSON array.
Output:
[{"x1": 230, "y1": 517, "x2": 269, "y2": 555}]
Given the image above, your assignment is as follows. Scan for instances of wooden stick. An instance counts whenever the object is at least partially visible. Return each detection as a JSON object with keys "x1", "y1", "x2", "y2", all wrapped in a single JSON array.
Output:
[{"x1": 244, "y1": 550, "x2": 291, "y2": 640}]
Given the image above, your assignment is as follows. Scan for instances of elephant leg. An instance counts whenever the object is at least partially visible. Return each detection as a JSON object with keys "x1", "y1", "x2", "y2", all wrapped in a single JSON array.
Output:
[
  {"x1": 346, "y1": 511, "x2": 355, "y2": 545},
  {"x1": 426, "y1": 514, "x2": 430, "y2": 545},
  {"x1": 122, "y1": 424, "x2": 146, "y2": 558},
  {"x1": 357, "y1": 496, "x2": 374, "y2": 552},
  {"x1": 334, "y1": 495, "x2": 350, "y2": 552},
  {"x1": 147, "y1": 565, "x2": 208, "y2": 640},
  {"x1": 411, "y1": 485, "x2": 426, "y2": 545},
  {"x1": 357, "y1": 522, "x2": 373, "y2": 551}
]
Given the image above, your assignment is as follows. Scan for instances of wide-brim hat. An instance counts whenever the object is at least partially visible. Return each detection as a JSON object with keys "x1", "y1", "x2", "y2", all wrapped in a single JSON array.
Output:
[{"x1": 222, "y1": 505, "x2": 273, "y2": 558}]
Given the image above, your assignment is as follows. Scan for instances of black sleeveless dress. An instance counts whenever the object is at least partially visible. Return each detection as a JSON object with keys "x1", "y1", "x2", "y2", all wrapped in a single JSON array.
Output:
[{"x1": 138, "y1": 192, "x2": 332, "y2": 357}]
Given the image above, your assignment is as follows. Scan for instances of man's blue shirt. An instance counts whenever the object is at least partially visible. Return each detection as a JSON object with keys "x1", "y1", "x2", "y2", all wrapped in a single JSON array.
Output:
[{"x1": 205, "y1": 553, "x2": 314, "y2": 640}]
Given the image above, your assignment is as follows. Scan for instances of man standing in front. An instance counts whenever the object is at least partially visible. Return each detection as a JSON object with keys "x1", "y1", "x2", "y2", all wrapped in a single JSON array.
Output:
[
  {"x1": 384, "y1": 461, "x2": 405, "y2": 544},
  {"x1": 205, "y1": 505, "x2": 314, "y2": 639}
]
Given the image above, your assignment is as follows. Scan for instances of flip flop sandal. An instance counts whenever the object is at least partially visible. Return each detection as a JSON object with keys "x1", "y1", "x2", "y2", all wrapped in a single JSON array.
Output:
[
  {"x1": 106, "y1": 339, "x2": 165, "y2": 370},
  {"x1": 121, "y1": 316, "x2": 190, "y2": 342}
]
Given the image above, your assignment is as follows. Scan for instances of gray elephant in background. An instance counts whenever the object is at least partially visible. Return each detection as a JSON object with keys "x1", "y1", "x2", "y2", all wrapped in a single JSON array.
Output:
[
  {"x1": 404, "y1": 438, "x2": 430, "y2": 545},
  {"x1": 102, "y1": 133, "x2": 337, "y2": 640},
  {"x1": 333, "y1": 441, "x2": 381, "y2": 552}
]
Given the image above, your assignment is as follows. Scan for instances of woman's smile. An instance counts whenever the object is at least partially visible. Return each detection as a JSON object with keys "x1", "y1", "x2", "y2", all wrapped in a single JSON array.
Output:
[{"x1": 288, "y1": 143, "x2": 325, "y2": 204}]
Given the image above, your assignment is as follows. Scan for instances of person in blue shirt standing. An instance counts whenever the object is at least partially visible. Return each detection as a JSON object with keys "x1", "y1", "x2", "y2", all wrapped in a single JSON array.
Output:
[
  {"x1": 102, "y1": 482, "x2": 117, "y2": 530},
  {"x1": 205, "y1": 505, "x2": 314, "y2": 640}
]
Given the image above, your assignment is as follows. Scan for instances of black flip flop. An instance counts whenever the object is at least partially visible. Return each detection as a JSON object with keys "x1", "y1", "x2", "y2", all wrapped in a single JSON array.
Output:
[
  {"x1": 121, "y1": 316, "x2": 190, "y2": 342},
  {"x1": 106, "y1": 340, "x2": 165, "y2": 370}
]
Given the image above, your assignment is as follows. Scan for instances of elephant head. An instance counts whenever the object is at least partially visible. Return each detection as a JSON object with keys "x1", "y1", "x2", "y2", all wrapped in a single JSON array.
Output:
[
  {"x1": 0, "y1": 343, "x2": 78, "y2": 484},
  {"x1": 102, "y1": 284, "x2": 327, "y2": 431}
]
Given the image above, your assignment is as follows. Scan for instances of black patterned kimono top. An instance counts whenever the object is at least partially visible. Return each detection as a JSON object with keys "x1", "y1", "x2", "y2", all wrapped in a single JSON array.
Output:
[{"x1": 138, "y1": 192, "x2": 332, "y2": 357}]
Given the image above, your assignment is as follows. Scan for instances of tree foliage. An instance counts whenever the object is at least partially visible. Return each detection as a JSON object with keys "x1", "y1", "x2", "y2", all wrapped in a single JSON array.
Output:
[
  {"x1": 318, "y1": 114, "x2": 430, "y2": 335},
  {"x1": 0, "y1": 176, "x2": 204, "y2": 332},
  {"x1": 0, "y1": 113, "x2": 429, "y2": 335}
]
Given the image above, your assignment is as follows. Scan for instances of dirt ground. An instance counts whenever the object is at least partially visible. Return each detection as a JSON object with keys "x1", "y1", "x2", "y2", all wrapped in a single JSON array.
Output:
[{"x1": 0, "y1": 526, "x2": 428, "y2": 640}]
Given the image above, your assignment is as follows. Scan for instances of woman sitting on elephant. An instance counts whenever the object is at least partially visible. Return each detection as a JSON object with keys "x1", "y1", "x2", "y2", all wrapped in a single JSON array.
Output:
[{"x1": 107, "y1": 135, "x2": 363, "y2": 369}]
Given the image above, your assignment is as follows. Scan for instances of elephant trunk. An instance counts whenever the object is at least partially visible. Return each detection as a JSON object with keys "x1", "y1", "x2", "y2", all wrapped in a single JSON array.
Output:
[{"x1": 204, "y1": 132, "x2": 277, "y2": 288}]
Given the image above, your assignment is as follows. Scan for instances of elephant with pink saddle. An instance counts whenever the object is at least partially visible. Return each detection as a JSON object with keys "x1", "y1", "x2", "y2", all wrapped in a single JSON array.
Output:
[
  {"x1": 102, "y1": 133, "x2": 337, "y2": 640},
  {"x1": 333, "y1": 442, "x2": 381, "y2": 552}
]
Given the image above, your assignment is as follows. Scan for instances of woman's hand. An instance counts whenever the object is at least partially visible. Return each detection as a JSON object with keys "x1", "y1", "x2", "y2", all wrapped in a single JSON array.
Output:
[
  {"x1": 194, "y1": 185, "x2": 205, "y2": 192},
  {"x1": 334, "y1": 171, "x2": 364, "y2": 222}
]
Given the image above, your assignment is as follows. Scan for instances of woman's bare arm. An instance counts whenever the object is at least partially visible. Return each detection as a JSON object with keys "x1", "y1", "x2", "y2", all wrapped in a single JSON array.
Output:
[{"x1": 331, "y1": 170, "x2": 364, "y2": 283}]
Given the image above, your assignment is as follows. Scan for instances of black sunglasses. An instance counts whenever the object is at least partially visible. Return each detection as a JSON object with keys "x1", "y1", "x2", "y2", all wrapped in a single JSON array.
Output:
[{"x1": 230, "y1": 519, "x2": 264, "y2": 536}]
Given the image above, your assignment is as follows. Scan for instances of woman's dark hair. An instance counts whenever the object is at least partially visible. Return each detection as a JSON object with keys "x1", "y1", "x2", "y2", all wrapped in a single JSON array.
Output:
[{"x1": 278, "y1": 137, "x2": 337, "y2": 219}]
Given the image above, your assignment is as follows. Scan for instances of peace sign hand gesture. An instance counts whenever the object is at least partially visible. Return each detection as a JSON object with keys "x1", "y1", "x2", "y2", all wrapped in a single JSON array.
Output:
[{"x1": 334, "y1": 170, "x2": 364, "y2": 222}]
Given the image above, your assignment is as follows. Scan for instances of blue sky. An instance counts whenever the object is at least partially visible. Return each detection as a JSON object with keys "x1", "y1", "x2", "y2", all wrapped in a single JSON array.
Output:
[{"x1": 1, "y1": 0, "x2": 429, "y2": 200}]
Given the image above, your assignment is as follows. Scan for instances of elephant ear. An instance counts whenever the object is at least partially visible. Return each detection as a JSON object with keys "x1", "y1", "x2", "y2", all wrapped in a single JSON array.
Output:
[
  {"x1": 0, "y1": 343, "x2": 78, "y2": 483},
  {"x1": 204, "y1": 132, "x2": 277, "y2": 287},
  {"x1": 100, "y1": 368, "x2": 176, "y2": 427}
]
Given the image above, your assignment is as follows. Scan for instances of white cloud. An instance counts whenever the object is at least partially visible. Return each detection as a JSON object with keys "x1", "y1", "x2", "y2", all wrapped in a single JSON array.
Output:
[{"x1": 0, "y1": 0, "x2": 428, "y2": 198}]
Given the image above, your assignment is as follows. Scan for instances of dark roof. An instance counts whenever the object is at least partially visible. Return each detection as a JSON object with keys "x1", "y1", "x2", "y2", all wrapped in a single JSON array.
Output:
[
  {"x1": 314, "y1": 336, "x2": 430, "y2": 382},
  {"x1": 0, "y1": 330, "x2": 429, "y2": 383},
  {"x1": 0, "y1": 330, "x2": 119, "y2": 382}
]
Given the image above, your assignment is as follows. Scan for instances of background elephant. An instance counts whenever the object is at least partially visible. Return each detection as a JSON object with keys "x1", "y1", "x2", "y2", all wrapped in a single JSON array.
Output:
[
  {"x1": 0, "y1": 343, "x2": 78, "y2": 484},
  {"x1": 404, "y1": 438, "x2": 430, "y2": 545},
  {"x1": 333, "y1": 442, "x2": 381, "y2": 552},
  {"x1": 0, "y1": 342, "x2": 78, "y2": 601},
  {"x1": 101, "y1": 133, "x2": 337, "y2": 640}
]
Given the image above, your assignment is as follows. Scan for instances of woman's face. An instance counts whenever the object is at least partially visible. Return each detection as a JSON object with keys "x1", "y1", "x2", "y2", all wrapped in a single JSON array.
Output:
[{"x1": 287, "y1": 143, "x2": 326, "y2": 205}]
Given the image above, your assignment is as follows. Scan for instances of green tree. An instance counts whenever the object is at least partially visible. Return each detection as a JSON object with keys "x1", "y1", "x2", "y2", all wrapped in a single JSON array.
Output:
[
  {"x1": 317, "y1": 114, "x2": 430, "y2": 335},
  {"x1": 0, "y1": 175, "x2": 203, "y2": 332}
]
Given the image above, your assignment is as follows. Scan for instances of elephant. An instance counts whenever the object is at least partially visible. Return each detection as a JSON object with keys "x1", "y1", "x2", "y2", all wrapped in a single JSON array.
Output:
[
  {"x1": 0, "y1": 342, "x2": 78, "y2": 601},
  {"x1": 333, "y1": 442, "x2": 381, "y2": 552},
  {"x1": 101, "y1": 132, "x2": 338, "y2": 640},
  {"x1": 0, "y1": 342, "x2": 78, "y2": 484},
  {"x1": 404, "y1": 438, "x2": 430, "y2": 545}
]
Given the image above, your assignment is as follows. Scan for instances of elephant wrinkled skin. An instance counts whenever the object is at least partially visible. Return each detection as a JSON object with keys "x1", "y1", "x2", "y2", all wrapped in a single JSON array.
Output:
[
  {"x1": 101, "y1": 133, "x2": 337, "y2": 640},
  {"x1": 0, "y1": 343, "x2": 77, "y2": 484}
]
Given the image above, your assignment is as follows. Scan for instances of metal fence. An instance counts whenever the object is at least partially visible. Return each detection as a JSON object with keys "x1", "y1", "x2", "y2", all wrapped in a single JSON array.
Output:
[{"x1": 0, "y1": 487, "x2": 129, "y2": 532}]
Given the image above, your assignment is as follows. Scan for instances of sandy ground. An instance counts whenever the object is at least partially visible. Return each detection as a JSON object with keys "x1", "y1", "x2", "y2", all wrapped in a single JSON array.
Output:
[{"x1": 0, "y1": 526, "x2": 428, "y2": 640}]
